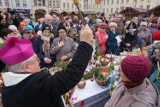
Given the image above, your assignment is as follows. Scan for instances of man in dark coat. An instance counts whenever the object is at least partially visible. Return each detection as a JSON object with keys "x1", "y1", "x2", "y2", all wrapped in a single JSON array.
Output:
[{"x1": 0, "y1": 25, "x2": 93, "y2": 107}]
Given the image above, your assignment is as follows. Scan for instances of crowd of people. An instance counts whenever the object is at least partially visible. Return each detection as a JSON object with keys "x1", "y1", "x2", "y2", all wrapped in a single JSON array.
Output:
[{"x1": 0, "y1": 7, "x2": 160, "y2": 107}]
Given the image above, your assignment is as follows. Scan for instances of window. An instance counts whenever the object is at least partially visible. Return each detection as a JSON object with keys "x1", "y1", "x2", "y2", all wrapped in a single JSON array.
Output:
[
  {"x1": 147, "y1": 5, "x2": 150, "y2": 9},
  {"x1": 0, "y1": 0, "x2": 2, "y2": 6},
  {"x1": 49, "y1": 1, "x2": 52, "y2": 7},
  {"x1": 16, "y1": 0, "x2": 20, "y2": 7},
  {"x1": 53, "y1": 1, "x2": 55, "y2": 7},
  {"x1": 56, "y1": 1, "x2": 59, "y2": 7},
  {"x1": 38, "y1": 0, "x2": 42, "y2": 6},
  {"x1": 22, "y1": 0, "x2": 27, "y2": 7},
  {"x1": 67, "y1": 3, "x2": 69, "y2": 9},
  {"x1": 120, "y1": 6, "x2": 124, "y2": 10},
  {"x1": 140, "y1": 6, "x2": 143, "y2": 8},
  {"x1": 5, "y1": 0, "x2": 9, "y2": 7},
  {"x1": 116, "y1": 8, "x2": 118, "y2": 12},
  {"x1": 112, "y1": 0, "x2": 114, "y2": 4},
  {"x1": 72, "y1": 3, "x2": 74, "y2": 9},
  {"x1": 117, "y1": 0, "x2": 119, "y2": 4},
  {"x1": 93, "y1": 5, "x2": 94, "y2": 9},
  {"x1": 111, "y1": 8, "x2": 113, "y2": 13},
  {"x1": 107, "y1": 0, "x2": 109, "y2": 4},
  {"x1": 107, "y1": 8, "x2": 108, "y2": 13},
  {"x1": 63, "y1": 3, "x2": 65, "y2": 8},
  {"x1": 126, "y1": 0, "x2": 129, "y2": 3},
  {"x1": 34, "y1": 0, "x2": 37, "y2": 6},
  {"x1": 42, "y1": 0, "x2": 45, "y2": 6},
  {"x1": 121, "y1": 0, "x2": 124, "y2": 3}
]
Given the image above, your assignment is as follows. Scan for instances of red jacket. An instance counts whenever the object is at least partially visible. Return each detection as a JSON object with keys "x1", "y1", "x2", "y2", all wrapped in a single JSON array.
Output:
[{"x1": 96, "y1": 28, "x2": 108, "y2": 55}]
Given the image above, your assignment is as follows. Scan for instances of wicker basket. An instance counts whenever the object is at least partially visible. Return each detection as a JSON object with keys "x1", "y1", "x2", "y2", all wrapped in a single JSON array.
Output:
[
  {"x1": 99, "y1": 67, "x2": 112, "y2": 75},
  {"x1": 93, "y1": 74, "x2": 109, "y2": 86}
]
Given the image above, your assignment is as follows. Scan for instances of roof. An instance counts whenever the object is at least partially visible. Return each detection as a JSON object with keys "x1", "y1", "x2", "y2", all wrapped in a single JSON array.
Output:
[
  {"x1": 147, "y1": 5, "x2": 160, "y2": 13},
  {"x1": 119, "y1": 7, "x2": 147, "y2": 14}
]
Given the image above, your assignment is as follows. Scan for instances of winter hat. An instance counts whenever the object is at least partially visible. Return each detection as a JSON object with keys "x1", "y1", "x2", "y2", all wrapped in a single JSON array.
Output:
[
  {"x1": 153, "y1": 30, "x2": 160, "y2": 41},
  {"x1": 0, "y1": 37, "x2": 34, "y2": 66},
  {"x1": 98, "y1": 22, "x2": 107, "y2": 27},
  {"x1": 121, "y1": 56, "x2": 150, "y2": 83},
  {"x1": 96, "y1": 19, "x2": 103, "y2": 23},
  {"x1": 42, "y1": 24, "x2": 51, "y2": 32},
  {"x1": 21, "y1": 29, "x2": 29, "y2": 36},
  {"x1": 125, "y1": 21, "x2": 131, "y2": 27},
  {"x1": 109, "y1": 22, "x2": 117, "y2": 28},
  {"x1": 8, "y1": 25, "x2": 17, "y2": 31},
  {"x1": 151, "y1": 19, "x2": 158, "y2": 24},
  {"x1": 140, "y1": 21, "x2": 148, "y2": 26},
  {"x1": 26, "y1": 25, "x2": 33, "y2": 30},
  {"x1": 0, "y1": 28, "x2": 14, "y2": 39}
]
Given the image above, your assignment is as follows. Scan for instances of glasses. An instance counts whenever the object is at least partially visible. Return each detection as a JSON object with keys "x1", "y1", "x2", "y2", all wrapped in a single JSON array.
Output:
[
  {"x1": 101, "y1": 27, "x2": 106, "y2": 29},
  {"x1": 27, "y1": 57, "x2": 40, "y2": 63}
]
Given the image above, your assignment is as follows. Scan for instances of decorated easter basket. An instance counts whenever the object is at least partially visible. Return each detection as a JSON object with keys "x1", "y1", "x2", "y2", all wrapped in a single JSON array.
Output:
[
  {"x1": 100, "y1": 50, "x2": 114, "y2": 66},
  {"x1": 93, "y1": 68, "x2": 110, "y2": 86},
  {"x1": 93, "y1": 74, "x2": 109, "y2": 86}
]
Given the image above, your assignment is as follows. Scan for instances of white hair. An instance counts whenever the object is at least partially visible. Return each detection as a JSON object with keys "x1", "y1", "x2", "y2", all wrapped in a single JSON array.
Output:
[
  {"x1": 96, "y1": 19, "x2": 103, "y2": 23},
  {"x1": 45, "y1": 14, "x2": 52, "y2": 20},
  {"x1": 23, "y1": 18, "x2": 30, "y2": 23},
  {"x1": 109, "y1": 22, "x2": 117, "y2": 28},
  {"x1": 59, "y1": 29, "x2": 66, "y2": 33},
  {"x1": 9, "y1": 56, "x2": 34, "y2": 72},
  {"x1": 84, "y1": 17, "x2": 89, "y2": 22},
  {"x1": 8, "y1": 25, "x2": 17, "y2": 31}
]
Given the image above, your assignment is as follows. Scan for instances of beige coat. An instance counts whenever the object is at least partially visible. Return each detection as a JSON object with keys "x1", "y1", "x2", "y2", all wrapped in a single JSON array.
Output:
[{"x1": 105, "y1": 79, "x2": 158, "y2": 107}]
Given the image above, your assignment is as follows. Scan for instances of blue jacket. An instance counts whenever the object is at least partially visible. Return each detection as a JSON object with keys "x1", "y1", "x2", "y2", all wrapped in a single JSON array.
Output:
[
  {"x1": 32, "y1": 37, "x2": 56, "y2": 68},
  {"x1": 149, "y1": 69, "x2": 160, "y2": 93},
  {"x1": 106, "y1": 31, "x2": 121, "y2": 55}
]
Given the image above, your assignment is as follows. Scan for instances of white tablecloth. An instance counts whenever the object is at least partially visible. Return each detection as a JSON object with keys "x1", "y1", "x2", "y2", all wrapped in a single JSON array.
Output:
[{"x1": 66, "y1": 79, "x2": 110, "y2": 107}]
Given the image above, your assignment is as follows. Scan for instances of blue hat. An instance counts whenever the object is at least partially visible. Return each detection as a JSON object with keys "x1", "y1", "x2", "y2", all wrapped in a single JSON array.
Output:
[{"x1": 26, "y1": 25, "x2": 33, "y2": 30}]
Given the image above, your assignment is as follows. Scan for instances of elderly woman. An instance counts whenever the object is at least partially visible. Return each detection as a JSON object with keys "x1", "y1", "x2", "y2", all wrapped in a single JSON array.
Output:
[
  {"x1": 50, "y1": 29, "x2": 77, "y2": 62},
  {"x1": 96, "y1": 23, "x2": 108, "y2": 55},
  {"x1": 105, "y1": 56, "x2": 158, "y2": 107},
  {"x1": 137, "y1": 21, "x2": 152, "y2": 48},
  {"x1": 106, "y1": 22, "x2": 121, "y2": 55},
  {"x1": 0, "y1": 25, "x2": 93, "y2": 107},
  {"x1": 33, "y1": 24, "x2": 55, "y2": 68}
]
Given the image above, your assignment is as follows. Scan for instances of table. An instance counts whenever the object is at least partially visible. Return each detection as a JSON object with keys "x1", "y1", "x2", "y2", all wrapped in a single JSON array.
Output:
[{"x1": 66, "y1": 80, "x2": 110, "y2": 107}]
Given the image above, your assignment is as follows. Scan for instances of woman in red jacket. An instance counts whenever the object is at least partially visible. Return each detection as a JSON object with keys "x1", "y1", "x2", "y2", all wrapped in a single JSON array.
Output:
[{"x1": 96, "y1": 23, "x2": 108, "y2": 55}]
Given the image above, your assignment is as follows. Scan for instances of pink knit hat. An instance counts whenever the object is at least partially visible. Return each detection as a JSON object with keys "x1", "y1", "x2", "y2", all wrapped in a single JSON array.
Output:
[
  {"x1": 98, "y1": 22, "x2": 107, "y2": 27},
  {"x1": 121, "y1": 56, "x2": 150, "y2": 83},
  {"x1": 0, "y1": 37, "x2": 34, "y2": 66}
]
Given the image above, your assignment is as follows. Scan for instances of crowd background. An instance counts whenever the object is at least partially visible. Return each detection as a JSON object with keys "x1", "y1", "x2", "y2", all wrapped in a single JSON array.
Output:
[{"x1": 0, "y1": 7, "x2": 160, "y2": 107}]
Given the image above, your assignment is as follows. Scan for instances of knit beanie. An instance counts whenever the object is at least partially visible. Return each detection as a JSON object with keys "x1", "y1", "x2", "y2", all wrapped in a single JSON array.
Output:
[
  {"x1": 41, "y1": 24, "x2": 51, "y2": 32},
  {"x1": 26, "y1": 25, "x2": 33, "y2": 30},
  {"x1": 121, "y1": 56, "x2": 150, "y2": 83}
]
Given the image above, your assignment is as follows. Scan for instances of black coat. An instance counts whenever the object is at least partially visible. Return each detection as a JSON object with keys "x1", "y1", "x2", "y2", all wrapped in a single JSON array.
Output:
[
  {"x1": 32, "y1": 37, "x2": 56, "y2": 68},
  {"x1": 2, "y1": 42, "x2": 93, "y2": 107}
]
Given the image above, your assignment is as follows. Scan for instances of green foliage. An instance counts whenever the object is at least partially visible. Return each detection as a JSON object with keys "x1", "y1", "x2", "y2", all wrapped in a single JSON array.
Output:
[
  {"x1": 83, "y1": 71, "x2": 94, "y2": 80},
  {"x1": 54, "y1": 62, "x2": 67, "y2": 70}
]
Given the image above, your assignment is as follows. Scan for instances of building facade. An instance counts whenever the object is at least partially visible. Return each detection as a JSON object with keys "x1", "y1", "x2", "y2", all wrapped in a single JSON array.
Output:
[
  {"x1": 32, "y1": 0, "x2": 48, "y2": 21},
  {"x1": 0, "y1": 0, "x2": 12, "y2": 9},
  {"x1": 12, "y1": 0, "x2": 32, "y2": 15},
  {"x1": 95, "y1": 0, "x2": 160, "y2": 17}
]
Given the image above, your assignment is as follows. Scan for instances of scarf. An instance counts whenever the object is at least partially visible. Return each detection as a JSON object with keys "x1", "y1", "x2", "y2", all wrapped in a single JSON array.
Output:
[
  {"x1": 122, "y1": 80, "x2": 143, "y2": 89},
  {"x1": 41, "y1": 34, "x2": 50, "y2": 58}
]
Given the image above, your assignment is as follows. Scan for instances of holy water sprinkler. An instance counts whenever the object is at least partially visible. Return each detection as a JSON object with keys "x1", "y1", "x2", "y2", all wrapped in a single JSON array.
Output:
[{"x1": 73, "y1": 0, "x2": 86, "y2": 25}]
